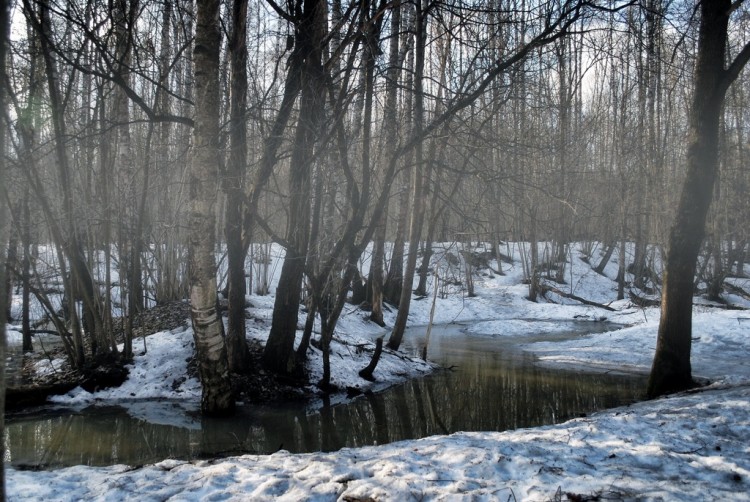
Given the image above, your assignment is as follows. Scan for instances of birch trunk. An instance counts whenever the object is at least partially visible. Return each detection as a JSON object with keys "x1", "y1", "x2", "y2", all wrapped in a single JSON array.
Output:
[{"x1": 189, "y1": 0, "x2": 234, "y2": 415}]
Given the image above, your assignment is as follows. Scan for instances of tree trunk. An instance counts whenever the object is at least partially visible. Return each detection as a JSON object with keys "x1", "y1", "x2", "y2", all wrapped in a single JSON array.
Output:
[
  {"x1": 113, "y1": 0, "x2": 142, "y2": 360},
  {"x1": 0, "y1": 0, "x2": 9, "y2": 492},
  {"x1": 528, "y1": 211, "x2": 540, "y2": 301},
  {"x1": 189, "y1": 0, "x2": 234, "y2": 415},
  {"x1": 359, "y1": 337, "x2": 383, "y2": 381},
  {"x1": 370, "y1": 0, "x2": 401, "y2": 326},
  {"x1": 263, "y1": 0, "x2": 327, "y2": 374},
  {"x1": 384, "y1": 183, "x2": 409, "y2": 304},
  {"x1": 415, "y1": 38, "x2": 451, "y2": 297},
  {"x1": 127, "y1": 119, "x2": 155, "y2": 357},
  {"x1": 384, "y1": 3, "x2": 415, "y2": 306},
  {"x1": 369, "y1": 217, "x2": 386, "y2": 326},
  {"x1": 594, "y1": 241, "x2": 616, "y2": 276},
  {"x1": 21, "y1": 194, "x2": 32, "y2": 351},
  {"x1": 706, "y1": 235, "x2": 724, "y2": 301},
  {"x1": 225, "y1": 0, "x2": 250, "y2": 373},
  {"x1": 554, "y1": 37, "x2": 570, "y2": 285},
  {"x1": 295, "y1": 299, "x2": 317, "y2": 363},
  {"x1": 735, "y1": 240, "x2": 747, "y2": 277},
  {"x1": 415, "y1": 241, "x2": 432, "y2": 298},
  {"x1": 388, "y1": 0, "x2": 426, "y2": 351},
  {"x1": 648, "y1": 0, "x2": 749, "y2": 398},
  {"x1": 265, "y1": 246, "x2": 308, "y2": 373},
  {"x1": 4, "y1": 221, "x2": 17, "y2": 323}
]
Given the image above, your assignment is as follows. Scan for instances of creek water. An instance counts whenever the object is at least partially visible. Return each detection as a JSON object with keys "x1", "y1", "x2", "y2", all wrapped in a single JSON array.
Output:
[{"x1": 4, "y1": 322, "x2": 647, "y2": 469}]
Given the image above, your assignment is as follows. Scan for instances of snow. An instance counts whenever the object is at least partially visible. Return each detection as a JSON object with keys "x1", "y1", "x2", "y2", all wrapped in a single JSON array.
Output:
[
  {"x1": 525, "y1": 307, "x2": 750, "y2": 382},
  {"x1": 8, "y1": 384, "x2": 750, "y2": 501},
  {"x1": 5, "y1": 242, "x2": 750, "y2": 501},
  {"x1": 46, "y1": 326, "x2": 203, "y2": 416}
]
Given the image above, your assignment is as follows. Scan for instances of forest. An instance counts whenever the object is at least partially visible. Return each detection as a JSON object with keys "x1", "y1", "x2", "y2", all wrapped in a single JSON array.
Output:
[
  {"x1": 2, "y1": 0, "x2": 750, "y2": 400},
  {"x1": 0, "y1": 0, "x2": 750, "y2": 497},
  {"x1": 0, "y1": 0, "x2": 750, "y2": 500}
]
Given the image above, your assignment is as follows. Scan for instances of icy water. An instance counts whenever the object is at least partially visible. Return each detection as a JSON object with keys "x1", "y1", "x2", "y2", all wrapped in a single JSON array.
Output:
[{"x1": 4, "y1": 322, "x2": 647, "y2": 468}]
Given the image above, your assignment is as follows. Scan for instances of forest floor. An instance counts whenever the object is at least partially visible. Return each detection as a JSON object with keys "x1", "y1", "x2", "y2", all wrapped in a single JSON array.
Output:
[
  {"x1": 5, "y1": 242, "x2": 750, "y2": 500},
  {"x1": 6, "y1": 300, "x2": 320, "y2": 409}
]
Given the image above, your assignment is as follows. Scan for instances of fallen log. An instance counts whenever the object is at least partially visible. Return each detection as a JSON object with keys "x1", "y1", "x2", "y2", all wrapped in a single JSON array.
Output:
[
  {"x1": 5, "y1": 382, "x2": 78, "y2": 410},
  {"x1": 628, "y1": 290, "x2": 661, "y2": 308},
  {"x1": 725, "y1": 282, "x2": 750, "y2": 301},
  {"x1": 540, "y1": 283, "x2": 616, "y2": 311}
]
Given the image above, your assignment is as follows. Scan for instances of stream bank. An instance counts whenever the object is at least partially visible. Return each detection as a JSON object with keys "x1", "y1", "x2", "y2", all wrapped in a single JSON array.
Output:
[{"x1": 5, "y1": 320, "x2": 645, "y2": 469}]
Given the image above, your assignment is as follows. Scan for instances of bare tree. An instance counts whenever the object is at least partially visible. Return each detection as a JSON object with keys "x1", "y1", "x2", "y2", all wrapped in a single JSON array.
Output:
[
  {"x1": 188, "y1": 0, "x2": 234, "y2": 415},
  {"x1": 387, "y1": 0, "x2": 427, "y2": 351},
  {"x1": 0, "y1": 0, "x2": 11, "y2": 493},
  {"x1": 648, "y1": 0, "x2": 750, "y2": 397},
  {"x1": 262, "y1": 0, "x2": 328, "y2": 374},
  {"x1": 225, "y1": 0, "x2": 251, "y2": 373},
  {"x1": 369, "y1": 0, "x2": 403, "y2": 327}
]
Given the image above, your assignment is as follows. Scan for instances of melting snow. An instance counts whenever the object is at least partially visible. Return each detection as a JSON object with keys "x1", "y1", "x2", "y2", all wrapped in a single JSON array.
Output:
[{"x1": 5, "y1": 242, "x2": 750, "y2": 500}]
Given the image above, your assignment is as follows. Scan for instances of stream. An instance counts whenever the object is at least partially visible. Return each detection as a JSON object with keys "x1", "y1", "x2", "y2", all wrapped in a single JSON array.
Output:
[{"x1": 4, "y1": 321, "x2": 647, "y2": 469}]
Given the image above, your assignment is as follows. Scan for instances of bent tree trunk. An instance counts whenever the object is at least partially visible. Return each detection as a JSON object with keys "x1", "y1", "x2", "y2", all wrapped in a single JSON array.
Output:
[
  {"x1": 648, "y1": 0, "x2": 750, "y2": 397},
  {"x1": 189, "y1": 0, "x2": 234, "y2": 415}
]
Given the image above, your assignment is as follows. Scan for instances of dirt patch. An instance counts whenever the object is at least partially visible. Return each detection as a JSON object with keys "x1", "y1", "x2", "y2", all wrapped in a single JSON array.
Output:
[
  {"x1": 112, "y1": 301, "x2": 191, "y2": 343},
  {"x1": 186, "y1": 338, "x2": 308, "y2": 404}
]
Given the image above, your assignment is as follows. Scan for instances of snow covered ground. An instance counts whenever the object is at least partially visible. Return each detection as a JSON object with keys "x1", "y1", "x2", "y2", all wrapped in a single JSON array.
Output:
[
  {"x1": 9, "y1": 383, "x2": 750, "y2": 501},
  {"x1": 5, "y1": 242, "x2": 750, "y2": 500}
]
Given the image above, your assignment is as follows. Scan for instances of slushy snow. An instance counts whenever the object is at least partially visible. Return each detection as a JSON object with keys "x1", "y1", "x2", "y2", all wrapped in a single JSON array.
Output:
[{"x1": 6, "y1": 242, "x2": 750, "y2": 501}]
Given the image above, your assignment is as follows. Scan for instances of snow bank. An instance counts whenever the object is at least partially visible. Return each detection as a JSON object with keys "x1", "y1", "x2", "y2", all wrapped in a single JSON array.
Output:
[{"x1": 9, "y1": 383, "x2": 750, "y2": 501}]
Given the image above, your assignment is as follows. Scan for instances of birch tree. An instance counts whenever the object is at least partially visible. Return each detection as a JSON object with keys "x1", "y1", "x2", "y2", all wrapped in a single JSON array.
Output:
[{"x1": 188, "y1": 0, "x2": 234, "y2": 415}]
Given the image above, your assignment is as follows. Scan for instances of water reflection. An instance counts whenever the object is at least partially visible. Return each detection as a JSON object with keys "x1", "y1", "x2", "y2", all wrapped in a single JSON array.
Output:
[{"x1": 5, "y1": 323, "x2": 646, "y2": 468}]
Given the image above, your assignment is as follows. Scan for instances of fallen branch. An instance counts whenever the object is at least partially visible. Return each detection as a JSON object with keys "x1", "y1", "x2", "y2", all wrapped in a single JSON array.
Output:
[
  {"x1": 28, "y1": 329, "x2": 66, "y2": 337},
  {"x1": 724, "y1": 281, "x2": 750, "y2": 301},
  {"x1": 628, "y1": 290, "x2": 660, "y2": 308},
  {"x1": 541, "y1": 283, "x2": 616, "y2": 311},
  {"x1": 696, "y1": 301, "x2": 747, "y2": 311}
]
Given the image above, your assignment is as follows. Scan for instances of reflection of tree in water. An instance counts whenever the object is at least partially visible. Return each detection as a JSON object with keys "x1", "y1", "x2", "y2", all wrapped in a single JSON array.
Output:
[
  {"x1": 393, "y1": 384, "x2": 415, "y2": 439},
  {"x1": 6, "y1": 407, "x2": 197, "y2": 467},
  {"x1": 5, "y1": 341, "x2": 646, "y2": 467},
  {"x1": 410, "y1": 352, "x2": 645, "y2": 434}
]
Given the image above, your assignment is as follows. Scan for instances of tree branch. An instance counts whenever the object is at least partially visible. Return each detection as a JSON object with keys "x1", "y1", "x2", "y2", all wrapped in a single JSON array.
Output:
[
  {"x1": 720, "y1": 40, "x2": 750, "y2": 96},
  {"x1": 23, "y1": 0, "x2": 195, "y2": 127},
  {"x1": 264, "y1": 0, "x2": 295, "y2": 23}
]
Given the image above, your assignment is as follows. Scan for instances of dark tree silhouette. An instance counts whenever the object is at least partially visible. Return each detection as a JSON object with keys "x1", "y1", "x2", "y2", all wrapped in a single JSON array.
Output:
[{"x1": 648, "y1": 0, "x2": 750, "y2": 397}]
